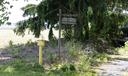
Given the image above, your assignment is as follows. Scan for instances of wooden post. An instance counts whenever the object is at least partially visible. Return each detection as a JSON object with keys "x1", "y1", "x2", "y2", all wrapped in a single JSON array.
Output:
[{"x1": 58, "y1": 9, "x2": 62, "y2": 59}]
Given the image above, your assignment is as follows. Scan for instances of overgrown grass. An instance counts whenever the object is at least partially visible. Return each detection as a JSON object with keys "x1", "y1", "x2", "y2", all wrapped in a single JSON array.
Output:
[
  {"x1": 115, "y1": 41, "x2": 128, "y2": 55},
  {"x1": 0, "y1": 40, "x2": 111, "y2": 76},
  {"x1": 0, "y1": 59, "x2": 97, "y2": 76}
]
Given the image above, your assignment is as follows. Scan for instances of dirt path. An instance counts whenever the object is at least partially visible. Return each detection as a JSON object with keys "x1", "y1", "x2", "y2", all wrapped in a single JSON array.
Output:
[
  {"x1": 0, "y1": 50, "x2": 13, "y2": 64},
  {"x1": 96, "y1": 55, "x2": 128, "y2": 76}
]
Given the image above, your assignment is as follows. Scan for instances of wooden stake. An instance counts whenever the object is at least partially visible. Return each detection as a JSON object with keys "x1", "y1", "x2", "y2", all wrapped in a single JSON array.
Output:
[{"x1": 58, "y1": 9, "x2": 62, "y2": 59}]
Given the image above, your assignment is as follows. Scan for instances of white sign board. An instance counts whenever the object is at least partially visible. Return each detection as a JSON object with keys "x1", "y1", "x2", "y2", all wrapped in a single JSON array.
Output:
[{"x1": 62, "y1": 17, "x2": 77, "y2": 25}]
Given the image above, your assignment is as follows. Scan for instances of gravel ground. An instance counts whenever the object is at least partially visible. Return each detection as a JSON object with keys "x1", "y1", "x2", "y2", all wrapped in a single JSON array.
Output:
[
  {"x1": 0, "y1": 49, "x2": 13, "y2": 64},
  {"x1": 96, "y1": 56, "x2": 128, "y2": 76}
]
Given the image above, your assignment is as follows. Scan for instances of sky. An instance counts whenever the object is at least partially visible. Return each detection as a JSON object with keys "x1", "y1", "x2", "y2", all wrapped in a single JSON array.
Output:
[
  {"x1": 0, "y1": 0, "x2": 41, "y2": 29},
  {"x1": 7, "y1": 0, "x2": 41, "y2": 23}
]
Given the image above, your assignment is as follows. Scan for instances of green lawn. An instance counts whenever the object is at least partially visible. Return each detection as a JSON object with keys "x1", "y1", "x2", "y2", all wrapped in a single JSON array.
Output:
[{"x1": 0, "y1": 60, "x2": 97, "y2": 76}]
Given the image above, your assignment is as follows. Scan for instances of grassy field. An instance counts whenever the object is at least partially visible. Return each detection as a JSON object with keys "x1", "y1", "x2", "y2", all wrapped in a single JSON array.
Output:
[
  {"x1": 0, "y1": 29, "x2": 59, "y2": 48},
  {"x1": 0, "y1": 29, "x2": 37, "y2": 48}
]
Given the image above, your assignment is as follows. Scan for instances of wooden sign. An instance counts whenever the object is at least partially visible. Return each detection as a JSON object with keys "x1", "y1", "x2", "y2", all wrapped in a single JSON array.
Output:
[{"x1": 62, "y1": 17, "x2": 77, "y2": 25}]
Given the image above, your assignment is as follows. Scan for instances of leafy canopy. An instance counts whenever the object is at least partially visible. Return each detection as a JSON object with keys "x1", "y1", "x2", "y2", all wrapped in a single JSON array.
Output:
[{"x1": 15, "y1": 0, "x2": 128, "y2": 42}]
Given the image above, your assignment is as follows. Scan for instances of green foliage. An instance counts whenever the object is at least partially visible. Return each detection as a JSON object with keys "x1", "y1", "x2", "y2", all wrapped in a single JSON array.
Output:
[
  {"x1": 7, "y1": 41, "x2": 36, "y2": 58},
  {"x1": 14, "y1": 0, "x2": 128, "y2": 47},
  {"x1": 0, "y1": 59, "x2": 97, "y2": 76},
  {"x1": 77, "y1": 52, "x2": 91, "y2": 71},
  {"x1": 25, "y1": 39, "x2": 36, "y2": 47},
  {"x1": 11, "y1": 48, "x2": 20, "y2": 57},
  {"x1": 65, "y1": 41, "x2": 82, "y2": 58},
  {"x1": 0, "y1": 60, "x2": 45, "y2": 76},
  {"x1": 0, "y1": 41, "x2": 110, "y2": 76},
  {"x1": 116, "y1": 41, "x2": 128, "y2": 55},
  {"x1": 0, "y1": 0, "x2": 11, "y2": 25},
  {"x1": 7, "y1": 46, "x2": 21, "y2": 57},
  {"x1": 21, "y1": 4, "x2": 37, "y2": 17},
  {"x1": 93, "y1": 39, "x2": 112, "y2": 53},
  {"x1": 125, "y1": 41, "x2": 128, "y2": 47},
  {"x1": 9, "y1": 40, "x2": 14, "y2": 47},
  {"x1": 45, "y1": 50, "x2": 58, "y2": 64},
  {"x1": 94, "y1": 53, "x2": 109, "y2": 63},
  {"x1": 14, "y1": 16, "x2": 43, "y2": 37},
  {"x1": 61, "y1": 64, "x2": 76, "y2": 72},
  {"x1": 4, "y1": 66, "x2": 15, "y2": 73},
  {"x1": 48, "y1": 37, "x2": 58, "y2": 48},
  {"x1": 64, "y1": 41, "x2": 110, "y2": 73},
  {"x1": 50, "y1": 63, "x2": 76, "y2": 73},
  {"x1": 8, "y1": 59, "x2": 44, "y2": 72}
]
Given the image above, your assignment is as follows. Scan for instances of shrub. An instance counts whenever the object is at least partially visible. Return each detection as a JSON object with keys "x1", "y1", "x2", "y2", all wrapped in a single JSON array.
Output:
[
  {"x1": 116, "y1": 41, "x2": 128, "y2": 55},
  {"x1": 65, "y1": 41, "x2": 83, "y2": 59},
  {"x1": 8, "y1": 59, "x2": 44, "y2": 72},
  {"x1": 9, "y1": 40, "x2": 14, "y2": 47},
  {"x1": 125, "y1": 41, "x2": 128, "y2": 48},
  {"x1": 45, "y1": 50, "x2": 58, "y2": 64}
]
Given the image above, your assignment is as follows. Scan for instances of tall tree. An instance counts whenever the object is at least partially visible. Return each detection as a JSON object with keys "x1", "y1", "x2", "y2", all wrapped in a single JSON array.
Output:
[
  {"x1": 14, "y1": 4, "x2": 43, "y2": 37},
  {"x1": 15, "y1": 0, "x2": 128, "y2": 42}
]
